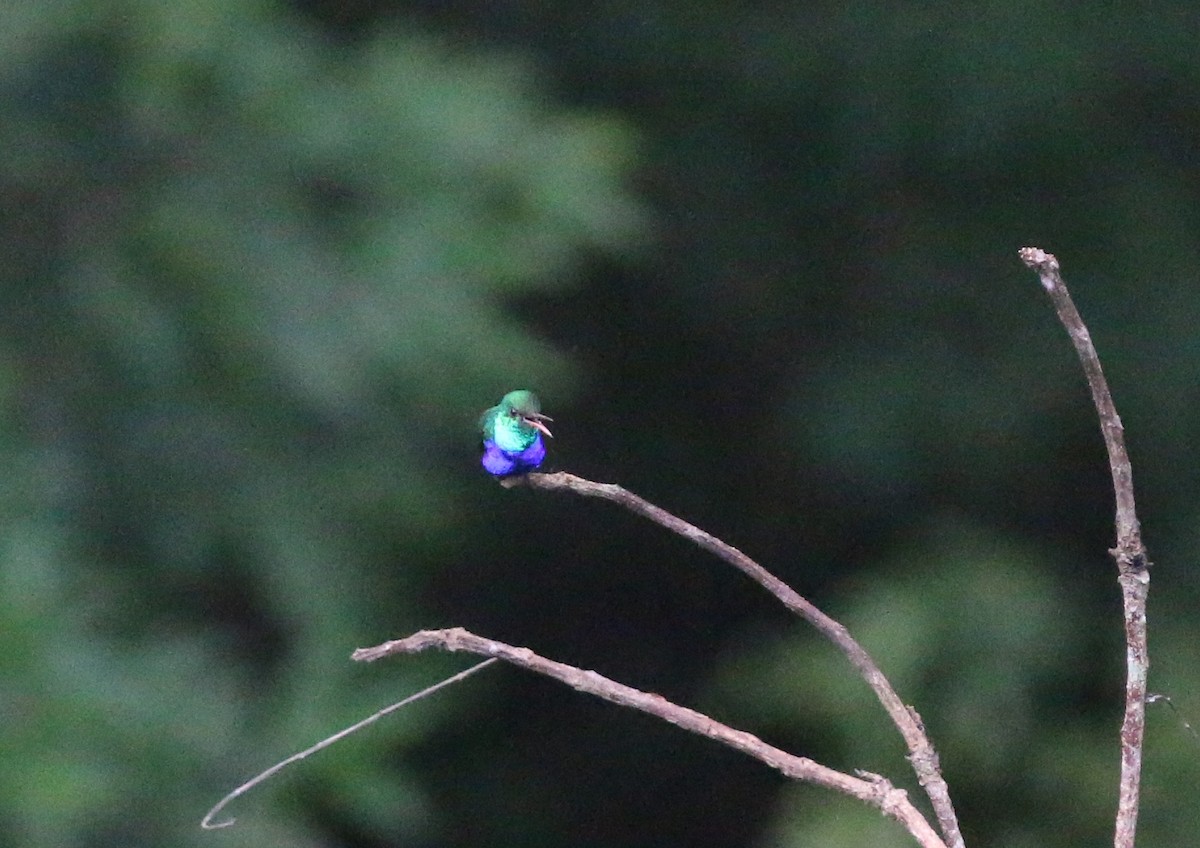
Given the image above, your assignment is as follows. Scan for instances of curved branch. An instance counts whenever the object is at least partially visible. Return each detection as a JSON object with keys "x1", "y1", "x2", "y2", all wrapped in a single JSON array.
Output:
[
  {"x1": 355, "y1": 628, "x2": 949, "y2": 848},
  {"x1": 502, "y1": 470, "x2": 964, "y2": 848},
  {"x1": 1018, "y1": 247, "x2": 1149, "y2": 848}
]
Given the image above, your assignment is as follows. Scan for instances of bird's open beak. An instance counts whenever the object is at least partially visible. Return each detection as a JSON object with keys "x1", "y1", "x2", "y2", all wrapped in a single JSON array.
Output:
[{"x1": 523, "y1": 412, "x2": 553, "y2": 439}]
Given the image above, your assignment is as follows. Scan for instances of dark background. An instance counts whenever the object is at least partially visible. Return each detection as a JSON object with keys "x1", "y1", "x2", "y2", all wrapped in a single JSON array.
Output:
[{"x1": 2, "y1": 2, "x2": 1199, "y2": 847}]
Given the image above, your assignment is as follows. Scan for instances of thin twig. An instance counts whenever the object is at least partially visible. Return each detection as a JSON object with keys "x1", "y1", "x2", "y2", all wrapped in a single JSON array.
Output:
[
  {"x1": 501, "y1": 470, "x2": 964, "y2": 848},
  {"x1": 355, "y1": 628, "x2": 950, "y2": 848},
  {"x1": 200, "y1": 658, "x2": 499, "y2": 829},
  {"x1": 1018, "y1": 247, "x2": 1150, "y2": 848}
]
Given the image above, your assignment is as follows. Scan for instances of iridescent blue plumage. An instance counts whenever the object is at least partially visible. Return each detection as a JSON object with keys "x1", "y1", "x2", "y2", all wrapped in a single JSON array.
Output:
[{"x1": 479, "y1": 390, "x2": 553, "y2": 476}]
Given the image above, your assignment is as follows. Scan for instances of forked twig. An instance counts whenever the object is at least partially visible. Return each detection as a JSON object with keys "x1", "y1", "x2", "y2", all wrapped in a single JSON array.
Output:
[
  {"x1": 1018, "y1": 247, "x2": 1150, "y2": 848},
  {"x1": 355, "y1": 628, "x2": 950, "y2": 848},
  {"x1": 503, "y1": 470, "x2": 965, "y2": 848}
]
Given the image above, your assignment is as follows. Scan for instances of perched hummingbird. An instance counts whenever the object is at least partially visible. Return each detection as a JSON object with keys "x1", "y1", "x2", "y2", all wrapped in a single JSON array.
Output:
[{"x1": 479, "y1": 390, "x2": 553, "y2": 476}]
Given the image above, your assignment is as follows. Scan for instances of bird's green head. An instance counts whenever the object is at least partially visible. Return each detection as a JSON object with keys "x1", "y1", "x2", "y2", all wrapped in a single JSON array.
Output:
[
  {"x1": 501, "y1": 390, "x2": 543, "y2": 418},
  {"x1": 481, "y1": 390, "x2": 553, "y2": 450}
]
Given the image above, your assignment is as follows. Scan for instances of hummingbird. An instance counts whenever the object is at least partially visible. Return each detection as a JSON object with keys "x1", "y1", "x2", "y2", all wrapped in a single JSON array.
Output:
[{"x1": 479, "y1": 390, "x2": 553, "y2": 476}]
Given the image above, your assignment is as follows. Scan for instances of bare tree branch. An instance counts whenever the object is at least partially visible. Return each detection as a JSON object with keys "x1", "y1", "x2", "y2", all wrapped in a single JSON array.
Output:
[
  {"x1": 203, "y1": 249, "x2": 1152, "y2": 848},
  {"x1": 1018, "y1": 247, "x2": 1150, "y2": 848},
  {"x1": 355, "y1": 628, "x2": 950, "y2": 848},
  {"x1": 501, "y1": 470, "x2": 965, "y2": 848}
]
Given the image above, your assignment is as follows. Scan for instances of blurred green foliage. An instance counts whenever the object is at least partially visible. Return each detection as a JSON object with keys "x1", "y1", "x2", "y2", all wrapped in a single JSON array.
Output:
[
  {"x1": 4, "y1": 1, "x2": 1200, "y2": 847},
  {"x1": 0, "y1": 1, "x2": 640, "y2": 846}
]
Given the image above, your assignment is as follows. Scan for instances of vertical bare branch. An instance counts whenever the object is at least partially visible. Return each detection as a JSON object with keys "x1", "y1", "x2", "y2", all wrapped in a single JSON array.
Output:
[
  {"x1": 1018, "y1": 247, "x2": 1150, "y2": 848},
  {"x1": 503, "y1": 471, "x2": 965, "y2": 848}
]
